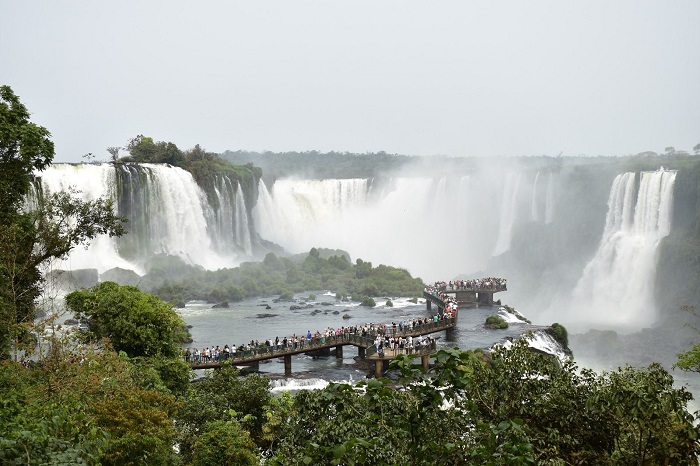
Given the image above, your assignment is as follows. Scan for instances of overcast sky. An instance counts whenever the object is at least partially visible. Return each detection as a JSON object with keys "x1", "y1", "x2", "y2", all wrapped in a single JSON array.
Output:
[{"x1": 2, "y1": 1, "x2": 699, "y2": 163}]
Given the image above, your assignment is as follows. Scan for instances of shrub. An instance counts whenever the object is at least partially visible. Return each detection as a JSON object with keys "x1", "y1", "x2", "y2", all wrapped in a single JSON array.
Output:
[
  {"x1": 358, "y1": 296, "x2": 376, "y2": 307},
  {"x1": 551, "y1": 322, "x2": 569, "y2": 347},
  {"x1": 485, "y1": 315, "x2": 508, "y2": 329},
  {"x1": 279, "y1": 290, "x2": 294, "y2": 301},
  {"x1": 386, "y1": 300, "x2": 393, "y2": 307}
]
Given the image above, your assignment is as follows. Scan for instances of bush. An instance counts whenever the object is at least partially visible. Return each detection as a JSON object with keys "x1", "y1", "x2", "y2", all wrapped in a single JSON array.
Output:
[
  {"x1": 408, "y1": 297, "x2": 418, "y2": 304},
  {"x1": 386, "y1": 300, "x2": 393, "y2": 307},
  {"x1": 358, "y1": 296, "x2": 376, "y2": 307},
  {"x1": 551, "y1": 322, "x2": 569, "y2": 347},
  {"x1": 485, "y1": 315, "x2": 508, "y2": 329},
  {"x1": 308, "y1": 294, "x2": 316, "y2": 301},
  {"x1": 279, "y1": 290, "x2": 294, "y2": 301}
]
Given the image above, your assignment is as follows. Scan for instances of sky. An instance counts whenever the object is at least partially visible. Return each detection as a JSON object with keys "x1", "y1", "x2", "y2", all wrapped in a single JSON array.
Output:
[{"x1": 1, "y1": 1, "x2": 699, "y2": 163}]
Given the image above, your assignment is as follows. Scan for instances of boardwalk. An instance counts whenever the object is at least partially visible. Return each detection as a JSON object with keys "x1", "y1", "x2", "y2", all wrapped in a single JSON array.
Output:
[
  {"x1": 187, "y1": 316, "x2": 455, "y2": 376},
  {"x1": 185, "y1": 278, "x2": 506, "y2": 376}
]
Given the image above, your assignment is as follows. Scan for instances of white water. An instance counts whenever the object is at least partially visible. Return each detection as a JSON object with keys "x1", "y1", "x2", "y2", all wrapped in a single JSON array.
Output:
[
  {"x1": 37, "y1": 164, "x2": 139, "y2": 273},
  {"x1": 36, "y1": 164, "x2": 254, "y2": 275},
  {"x1": 544, "y1": 172, "x2": 555, "y2": 224},
  {"x1": 492, "y1": 172, "x2": 523, "y2": 256},
  {"x1": 565, "y1": 169, "x2": 677, "y2": 330},
  {"x1": 530, "y1": 171, "x2": 540, "y2": 223},
  {"x1": 253, "y1": 175, "x2": 507, "y2": 281}
]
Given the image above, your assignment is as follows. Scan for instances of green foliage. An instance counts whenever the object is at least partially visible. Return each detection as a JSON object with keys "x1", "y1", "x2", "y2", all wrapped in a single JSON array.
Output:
[
  {"x1": 120, "y1": 136, "x2": 262, "y2": 209},
  {"x1": 148, "y1": 249, "x2": 425, "y2": 306},
  {"x1": 176, "y1": 364, "x2": 271, "y2": 462},
  {"x1": 0, "y1": 87, "x2": 126, "y2": 359},
  {"x1": 191, "y1": 417, "x2": 258, "y2": 466},
  {"x1": 0, "y1": 350, "x2": 179, "y2": 466},
  {"x1": 486, "y1": 315, "x2": 509, "y2": 329},
  {"x1": 359, "y1": 296, "x2": 376, "y2": 307},
  {"x1": 550, "y1": 322, "x2": 568, "y2": 347},
  {"x1": 279, "y1": 290, "x2": 294, "y2": 301},
  {"x1": 385, "y1": 299, "x2": 393, "y2": 307},
  {"x1": 65, "y1": 281, "x2": 187, "y2": 359},
  {"x1": 0, "y1": 85, "x2": 54, "y2": 217},
  {"x1": 269, "y1": 341, "x2": 700, "y2": 465}
]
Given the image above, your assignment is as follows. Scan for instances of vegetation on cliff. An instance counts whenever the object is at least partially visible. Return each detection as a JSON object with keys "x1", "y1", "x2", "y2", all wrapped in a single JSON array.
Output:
[
  {"x1": 148, "y1": 248, "x2": 425, "y2": 306},
  {"x1": 118, "y1": 135, "x2": 262, "y2": 209}
]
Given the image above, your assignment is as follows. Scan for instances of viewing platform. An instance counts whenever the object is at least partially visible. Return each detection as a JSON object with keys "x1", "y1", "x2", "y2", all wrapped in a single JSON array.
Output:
[
  {"x1": 187, "y1": 317, "x2": 454, "y2": 377},
  {"x1": 185, "y1": 277, "x2": 506, "y2": 377}
]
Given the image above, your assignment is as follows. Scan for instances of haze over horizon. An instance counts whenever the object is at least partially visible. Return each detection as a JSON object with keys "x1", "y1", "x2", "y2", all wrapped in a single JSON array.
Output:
[{"x1": 2, "y1": 1, "x2": 698, "y2": 163}]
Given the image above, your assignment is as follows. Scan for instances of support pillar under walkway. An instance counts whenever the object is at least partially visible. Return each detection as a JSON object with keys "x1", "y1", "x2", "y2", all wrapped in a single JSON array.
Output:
[{"x1": 284, "y1": 354, "x2": 292, "y2": 376}]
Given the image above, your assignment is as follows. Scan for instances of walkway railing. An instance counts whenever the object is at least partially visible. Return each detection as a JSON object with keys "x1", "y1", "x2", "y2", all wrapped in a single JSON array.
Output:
[{"x1": 185, "y1": 316, "x2": 456, "y2": 368}]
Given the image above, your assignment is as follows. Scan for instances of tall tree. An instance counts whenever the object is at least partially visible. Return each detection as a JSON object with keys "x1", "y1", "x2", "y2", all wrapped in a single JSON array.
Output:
[{"x1": 0, "y1": 85, "x2": 126, "y2": 359}]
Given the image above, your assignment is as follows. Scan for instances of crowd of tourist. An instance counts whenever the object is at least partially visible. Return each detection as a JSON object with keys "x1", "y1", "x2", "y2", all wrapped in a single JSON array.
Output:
[
  {"x1": 182, "y1": 278, "x2": 506, "y2": 365},
  {"x1": 432, "y1": 278, "x2": 507, "y2": 292},
  {"x1": 184, "y1": 314, "x2": 451, "y2": 365}
]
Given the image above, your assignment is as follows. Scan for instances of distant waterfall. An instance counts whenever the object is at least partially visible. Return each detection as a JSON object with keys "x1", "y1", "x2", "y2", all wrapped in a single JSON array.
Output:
[
  {"x1": 253, "y1": 178, "x2": 369, "y2": 251},
  {"x1": 492, "y1": 172, "x2": 523, "y2": 256},
  {"x1": 569, "y1": 169, "x2": 677, "y2": 329},
  {"x1": 530, "y1": 171, "x2": 540, "y2": 222},
  {"x1": 36, "y1": 163, "x2": 255, "y2": 274},
  {"x1": 254, "y1": 175, "x2": 505, "y2": 281},
  {"x1": 544, "y1": 172, "x2": 555, "y2": 224}
]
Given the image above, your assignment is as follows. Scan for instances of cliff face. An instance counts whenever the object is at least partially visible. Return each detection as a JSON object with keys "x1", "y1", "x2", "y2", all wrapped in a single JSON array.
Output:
[{"x1": 656, "y1": 161, "x2": 700, "y2": 315}]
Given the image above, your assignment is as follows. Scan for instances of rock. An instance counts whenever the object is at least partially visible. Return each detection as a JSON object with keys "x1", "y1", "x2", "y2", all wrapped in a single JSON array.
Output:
[
  {"x1": 266, "y1": 305, "x2": 272, "y2": 310},
  {"x1": 47, "y1": 269, "x2": 99, "y2": 293},
  {"x1": 290, "y1": 305, "x2": 302, "y2": 310},
  {"x1": 256, "y1": 313, "x2": 279, "y2": 319},
  {"x1": 212, "y1": 301, "x2": 229, "y2": 309},
  {"x1": 342, "y1": 314, "x2": 351, "y2": 319},
  {"x1": 64, "y1": 319, "x2": 79, "y2": 325},
  {"x1": 332, "y1": 310, "x2": 340, "y2": 315},
  {"x1": 100, "y1": 267, "x2": 141, "y2": 286}
]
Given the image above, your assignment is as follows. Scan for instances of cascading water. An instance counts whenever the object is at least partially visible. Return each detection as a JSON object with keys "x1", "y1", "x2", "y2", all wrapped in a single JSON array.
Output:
[
  {"x1": 566, "y1": 169, "x2": 676, "y2": 330},
  {"x1": 234, "y1": 181, "x2": 253, "y2": 256},
  {"x1": 254, "y1": 175, "x2": 506, "y2": 281},
  {"x1": 544, "y1": 172, "x2": 555, "y2": 224},
  {"x1": 492, "y1": 172, "x2": 523, "y2": 256},
  {"x1": 36, "y1": 163, "x2": 255, "y2": 275},
  {"x1": 530, "y1": 171, "x2": 540, "y2": 222}
]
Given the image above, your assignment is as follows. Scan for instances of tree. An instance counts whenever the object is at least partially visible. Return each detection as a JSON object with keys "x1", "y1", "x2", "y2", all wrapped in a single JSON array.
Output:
[
  {"x1": 107, "y1": 146, "x2": 120, "y2": 161},
  {"x1": 65, "y1": 282, "x2": 188, "y2": 359},
  {"x1": 694, "y1": 143, "x2": 700, "y2": 155},
  {"x1": 0, "y1": 85, "x2": 54, "y2": 219},
  {"x1": 0, "y1": 86, "x2": 126, "y2": 359}
]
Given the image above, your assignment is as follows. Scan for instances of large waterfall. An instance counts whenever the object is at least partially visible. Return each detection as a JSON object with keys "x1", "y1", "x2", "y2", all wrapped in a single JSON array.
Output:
[
  {"x1": 36, "y1": 163, "x2": 255, "y2": 274},
  {"x1": 565, "y1": 169, "x2": 677, "y2": 330},
  {"x1": 253, "y1": 172, "x2": 554, "y2": 281}
]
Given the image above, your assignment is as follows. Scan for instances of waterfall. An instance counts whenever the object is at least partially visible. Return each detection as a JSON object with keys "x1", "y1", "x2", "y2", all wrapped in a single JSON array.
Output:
[
  {"x1": 254, "y1": 175, "x2": 503, "y2": 281},
  {"x1": 568, "y1": 169, "x2": 677, "y2": 330},
  {"x1": 253, "y1": 178, "x2": 369, "y2": 252},
  {"x1": 544, "y1": 172, "x2": 555, "y2": 224},
  {"x1": 235, "y1": 181, "x2": 253, "y2": 256},
  {"x1": 36, "y1": 163, "x2": 254, "y2": 274},
  {"x1": 492, "y1": 172, "x2": 523, "y2": 256},
  {"x1": 530, "y1": 171, "x2": 540, "y2": 222}
]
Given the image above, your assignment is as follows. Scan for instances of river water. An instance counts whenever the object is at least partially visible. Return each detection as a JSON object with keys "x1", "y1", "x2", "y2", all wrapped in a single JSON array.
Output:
[{"x1": 176, "y1": 291, "x2": 547, "y2": 391}]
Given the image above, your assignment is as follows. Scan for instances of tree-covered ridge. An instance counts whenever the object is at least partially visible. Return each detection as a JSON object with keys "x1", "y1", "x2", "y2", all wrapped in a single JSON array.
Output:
[
  {"x1": 149, "y1": 248, "x2": 425, "y2": 307},
  {"x1": 118, "y1": 135, "x2": 262, "y2": 208}
]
